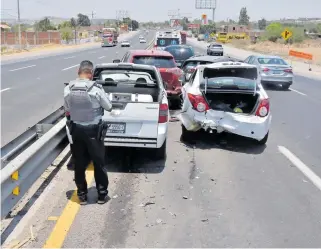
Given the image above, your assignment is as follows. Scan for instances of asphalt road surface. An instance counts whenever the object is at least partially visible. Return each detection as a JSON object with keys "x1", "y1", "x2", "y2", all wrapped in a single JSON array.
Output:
[
  {"x1": 2, "y1": 39, "x2": 321, "y2": 248},
  {"x1": 0, "y1": 31, "x2": 153, "y2": 145}
]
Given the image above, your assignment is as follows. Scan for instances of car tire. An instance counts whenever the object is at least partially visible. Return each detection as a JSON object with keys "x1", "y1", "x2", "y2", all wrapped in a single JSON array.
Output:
[
  {"x1": 282, "y1": 84, "x2": 290, "y2": 90},
  {"x1": 154, "y1": 139, "x2": 167, "y2": 160},
  {"x1": 181, "y1": 124, "x2": 194, "y2": 143},
  {"x1": 255, "y1": 132, "x2": 269, "y2": 145}
]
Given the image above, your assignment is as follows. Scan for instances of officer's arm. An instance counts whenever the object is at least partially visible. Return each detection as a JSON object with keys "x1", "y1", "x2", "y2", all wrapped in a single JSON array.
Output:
[
  {"x1": 63, "y1": 87, "x2": 70, "y2": 117},
  {"x1": 97, "y1": 87, "x2": 112, "y2": 112}
]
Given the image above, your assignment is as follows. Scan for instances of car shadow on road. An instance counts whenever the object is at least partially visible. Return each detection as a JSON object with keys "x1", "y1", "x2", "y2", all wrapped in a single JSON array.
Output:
[
  {"x1": 104, "y1": 147, "x2": 166, "y2": 174},
  {"x1": 263, "y1": 84, "x2": 291, "y2": 92},
  {"x1": 180, "y1": 131, "x2": 266, "y2": 155}
]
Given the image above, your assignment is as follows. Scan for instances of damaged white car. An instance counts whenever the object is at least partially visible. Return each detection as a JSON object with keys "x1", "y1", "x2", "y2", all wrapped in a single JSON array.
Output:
[{"x1": 178, "y1": 61, "x2": 271, "y2": 145}]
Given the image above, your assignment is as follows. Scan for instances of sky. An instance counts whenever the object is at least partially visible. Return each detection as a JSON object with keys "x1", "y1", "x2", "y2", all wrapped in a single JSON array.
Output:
[{"x1": 1, "y1": 0, "x2": 320, "y2": 22}]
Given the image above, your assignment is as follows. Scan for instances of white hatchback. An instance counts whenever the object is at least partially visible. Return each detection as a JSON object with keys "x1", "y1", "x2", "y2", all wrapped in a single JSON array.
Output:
[{"x1": 178, "y1": 61, "x2": 271, "y2": 145}]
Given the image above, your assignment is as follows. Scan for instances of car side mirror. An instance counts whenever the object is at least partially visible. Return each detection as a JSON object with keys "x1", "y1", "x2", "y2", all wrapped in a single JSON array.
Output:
[
  {"x1": 113, "y1": 59, "x2": 121, "y2": 63},
  {"x1": 176, "y1": 62, "x2": 182, "y2": 68},
  {"x1": 163, "y1": 81, "x2": 168, "y2": 89},
  {"x1": 64, "y1": 82, "x2": 69, "y2": 86}
]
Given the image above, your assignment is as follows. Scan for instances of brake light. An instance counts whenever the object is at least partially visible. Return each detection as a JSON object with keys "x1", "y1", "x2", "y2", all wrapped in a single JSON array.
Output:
[
  {"x1": 262, "y1": 68, "x2": 270, "y2": 72},
  {"x1": 284, "y1": 68, "x2": 293, "y2": 73},
  {"x1": 65, "y1": 111, "x2": 70, "y2": 117},
  {"x1": 158, "y1": 103, "x2": 168, "y2": 123},
  {"x1": 188, "y1": 93, "x2": 209, "y2": 112},
  {"x1": 255, "y1": 99, "x2": 270, "y2": 117}
]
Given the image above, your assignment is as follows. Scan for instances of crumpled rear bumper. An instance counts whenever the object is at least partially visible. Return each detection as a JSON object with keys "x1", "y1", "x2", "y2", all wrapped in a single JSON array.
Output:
[{"x1": 178, "y1": 109, "x2": 271, "y2": 141}]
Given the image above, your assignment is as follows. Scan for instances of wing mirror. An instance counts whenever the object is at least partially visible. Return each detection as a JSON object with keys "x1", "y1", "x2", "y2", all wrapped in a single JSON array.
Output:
[
  {"x1": 113, "y1": 59, "x2": 121, "y2": 63},
  {"x1": 64, "y1": 82, "x2": 69, "y2": 86},
  {"x1": 163, "y1": 81, "x2": 168, "y2": 89},
  {"x1": 176, "y1": 62, "x2": 182, "y2": 68}
]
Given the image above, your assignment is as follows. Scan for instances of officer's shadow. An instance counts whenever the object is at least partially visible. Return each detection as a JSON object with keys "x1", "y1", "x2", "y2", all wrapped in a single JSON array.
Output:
[{"x1": 105, "y1": 147, "x2": 166, "y2": 174}]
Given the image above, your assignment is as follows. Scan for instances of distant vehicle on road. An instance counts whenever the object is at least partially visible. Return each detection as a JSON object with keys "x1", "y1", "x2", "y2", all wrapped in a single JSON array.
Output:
[
  {"x1": 154, "y1": 30, "x2": 181, "y2": 49},
  {"x1": 139, "y1": 37, "x2": 147, "y2": 43},
  {"x1": 179, "y1": 61, "x2": 271, "y2": 145},
  {"x1": 244, "y1": 55, "x2": 294, "y2": 89},
  {"x1": 139, "y1": 35, "x2": 144, "y2": 39},
  {"x1": 115, "y1": 49, "x2": 183, "y2": 109},
  {"x1": 180, "y1": 55, "x2": 241, "y2": 84},
  {"x1": 120, "y1": 40, "x2": 131, "y2": 47},
  {"x1": 89, "y1": 63, "x2": 168, "y2": 159},
  {"x1": 102, "y1": 28, "x2": 118, "y2": 46},
  {"x1": 207, "y1": 43, "x2": 224, "y2": 56},
  {"x1": 163, "y1": 45, "x2": 195, "y2": 68}
]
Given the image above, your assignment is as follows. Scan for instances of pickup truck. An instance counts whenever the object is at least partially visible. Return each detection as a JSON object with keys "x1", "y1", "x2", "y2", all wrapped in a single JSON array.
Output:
[{"x1": 66, "y1": 63, "x2": 169, "y2": 159}]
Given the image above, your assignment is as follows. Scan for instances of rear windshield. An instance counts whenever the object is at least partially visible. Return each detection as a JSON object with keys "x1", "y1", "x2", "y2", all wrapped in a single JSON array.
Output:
[
  {"x1": 211, "y1": 44, "x2": 222, "y2": 47},
  {"x1": 202, "y1": 67, "x2": 258, "y2": 90},
  {"x1": 133, "y1": 56, "x2": 176, "y2": 68},
  {"x1": 258, "y1": 57, "x2": 287, "y2": 65},
  {"x1": 100, "y1": 71, "x2": 155, "y2": 84},
  {"x1": 201, "y1": 77, "x2": 257, "y2": 90},
  {"x1": 156, "y1": 38, "x2": 180, "y2": 47},
  {"x1": 164, "y1": 47, "x2": 194, "y2": 60},
  {"x1": 94, "y1": 68, "x2": 157, "y2": 81}
]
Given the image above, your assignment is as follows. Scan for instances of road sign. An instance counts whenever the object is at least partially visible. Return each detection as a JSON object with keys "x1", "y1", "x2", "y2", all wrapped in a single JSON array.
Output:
[
  {"x1": 281, "y1": 29, "x2": 293, "y2": 41},
  {"x1": 210, "y1": 32, "x2": 215, "y2": 37}
]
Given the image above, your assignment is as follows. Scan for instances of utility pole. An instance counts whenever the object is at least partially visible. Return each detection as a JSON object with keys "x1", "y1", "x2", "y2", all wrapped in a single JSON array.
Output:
[{"x1": 17, "y1": 0, "x2": 22, "y2": 50}]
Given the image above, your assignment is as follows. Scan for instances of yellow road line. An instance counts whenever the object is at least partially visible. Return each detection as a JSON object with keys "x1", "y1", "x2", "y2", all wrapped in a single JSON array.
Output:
[
  {"x1": 43, "y1": 163, "x2": 94, "y2": 248},
  {"x1": 47, "y1": 216, "x2": 59, "y2": 221}
]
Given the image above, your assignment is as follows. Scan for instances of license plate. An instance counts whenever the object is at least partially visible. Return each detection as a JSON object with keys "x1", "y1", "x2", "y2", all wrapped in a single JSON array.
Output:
[
  {"x1": 273, "y1": 70, "x2": 282, "y2": 74},
  {"x1": 113, "y1": 94, "x2": 131, "y2": 102},
  {"x1": 106, "y1": 123, "x2": 126, "y2": 134}
]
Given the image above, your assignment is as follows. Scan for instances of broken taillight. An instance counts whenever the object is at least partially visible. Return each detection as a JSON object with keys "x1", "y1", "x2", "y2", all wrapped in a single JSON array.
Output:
[
  {"x1": 262, "y1": 68, "x2": 270, "y2": 72},
  {"x1": 284, "y1": 68, "x2": 293, "y2": 73},
  {"x1": 255, "y1": 99, "x2": 270, "y2": 117},
  {"x1": 158, "y1": 103, "x2": 169, "y2": 123},
  {"x1": 188, "y1": 93, "x2": 209, "y2": 112}
]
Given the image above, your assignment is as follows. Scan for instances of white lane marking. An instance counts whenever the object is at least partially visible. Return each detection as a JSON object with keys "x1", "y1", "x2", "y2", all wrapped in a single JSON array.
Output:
[
  {"x1": 9, "y1": 65, "x2": 36, "y2": 72},
  {"x1": 62, "y1": 64, "x2": 78, "y2": 71},
  {"x1": 289, "y1": 88, "x2": 307, "y2": 96},
  {"x1": 0, "y1": 88, "x2": 10, "y2": 93},
  {"x1": 98, "y1": 56, "x2": 106, "y2": 59},
  {"x1": 64, "y1": 56, "x2": 76, "y2": 59},
  {"x1": 278, "y1": 146, "x2": 321, "y2": 191}
]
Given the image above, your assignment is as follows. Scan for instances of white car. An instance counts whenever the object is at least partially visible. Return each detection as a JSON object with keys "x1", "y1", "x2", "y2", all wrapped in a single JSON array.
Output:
[
  {"x1": 66, "y1": 63, "x2": 169, "y2": 159},
  {"x1": 179, "y1": 61, "x2": 271, "y2": 145},
  {"x1": 139, "y1": 38, "x2": 147, "y2": 43},
  {"x1": 139, "y1": 35, "x2": 144, "y2": 39},
  {"x1": 120, "y1": 40, "x2": 130, "y2": 47}
]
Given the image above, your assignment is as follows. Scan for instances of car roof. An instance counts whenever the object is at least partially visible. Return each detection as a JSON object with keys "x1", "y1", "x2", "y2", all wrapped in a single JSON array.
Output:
[
  {"x1": 95, "y1": 63, "x2": 157, "y2": 71},
  {"x1": 252, "y1": 55, "x2": 283, "y2": 59},
  {"x1": 184, "y1": 55, "x2": 239, "y2": 63},
  {"x1": 202, "y1": 61, "x2": 257, "y2": 69},
  {"x1": 129, "y1": 49, "x2": 174, "y2": 57}
]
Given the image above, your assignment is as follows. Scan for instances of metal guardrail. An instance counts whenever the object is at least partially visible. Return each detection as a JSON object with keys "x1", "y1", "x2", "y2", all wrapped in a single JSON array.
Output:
[{"x1": 0, "y1": 107, "x2": 68, "y2": 219}]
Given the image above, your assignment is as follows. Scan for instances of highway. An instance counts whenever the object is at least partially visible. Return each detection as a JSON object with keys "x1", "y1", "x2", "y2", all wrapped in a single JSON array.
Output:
[
  {"x1": 0, "y1": 31, "x2": 154, "y2": 145},
  {"x1": 1, "y1": 32, "x2": 321, "y2": 248}
]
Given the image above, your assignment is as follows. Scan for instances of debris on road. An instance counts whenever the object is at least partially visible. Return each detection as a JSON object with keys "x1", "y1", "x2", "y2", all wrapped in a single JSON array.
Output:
[
  {"x1": 156, "y1": 218, "x2": 163, "y2": 224},
  {"x1": 169, "y1": 211, "x2": 176, "y2": 217},
  {"x1": 201, "y1": 219, "x2": 209, "y2": 222},
  {"x1": 112, "y1": 195, "x2": 118, "y2": 199},
  {"x1": 139, "y1": 201, "x2": 156, "y2": 207},
  {"x1": 183, "y1": 196, "x2": 189, "y2": 199}
]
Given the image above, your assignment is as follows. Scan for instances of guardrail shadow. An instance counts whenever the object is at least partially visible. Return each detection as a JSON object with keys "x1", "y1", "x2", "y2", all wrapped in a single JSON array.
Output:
[
  {"x1": 180, "y1": 131, "x2": 266, "y2": 155},
  {"x1": 104, "y1": 147, "x2": 166, "y2": 174}
]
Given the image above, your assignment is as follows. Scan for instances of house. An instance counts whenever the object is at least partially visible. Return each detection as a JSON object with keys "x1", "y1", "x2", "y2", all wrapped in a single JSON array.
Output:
[{"x1": 1, "y1": 24, "x2": 11, "y2": 32}]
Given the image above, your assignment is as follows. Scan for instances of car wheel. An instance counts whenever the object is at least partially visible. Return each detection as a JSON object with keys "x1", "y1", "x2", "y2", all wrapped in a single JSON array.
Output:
[
  {"x1": 181, "y1": 124, "x2": 195, "y2": 143},
  {"x1": 154, "y1": 139, "x2": 167, "y2": 160},
  {"x1": 282, "y1": 84, "x2": 290, "y2": 90},
  {"x1": 255, "y1": 132, "x2": 269, "y2": 145}
]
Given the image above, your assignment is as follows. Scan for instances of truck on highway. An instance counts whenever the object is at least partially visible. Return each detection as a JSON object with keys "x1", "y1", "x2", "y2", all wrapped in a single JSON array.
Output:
[
  {"x1": 101, "y1": 28, "x2": 119, "y2": 47},
  {"x1": 154, "y1": 30, "x2": 181, "y2": 50},
  {"x1": 180, "y1": 31, "x2": 187, "y2": 44}
]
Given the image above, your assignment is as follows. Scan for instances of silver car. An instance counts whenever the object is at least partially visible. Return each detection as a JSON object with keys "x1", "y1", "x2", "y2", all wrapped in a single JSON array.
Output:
[
  {"x1": 244, "y1": 55, "x2": 293, "y2": 89},
  {"x1": 207, "y1": 43, "x2": 224, "y2": 56}
]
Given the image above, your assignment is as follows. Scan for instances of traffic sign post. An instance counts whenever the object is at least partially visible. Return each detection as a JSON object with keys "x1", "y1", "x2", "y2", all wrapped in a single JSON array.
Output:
[{"x1": 281, "y1": 29, "x2": 293, "y2": 41}]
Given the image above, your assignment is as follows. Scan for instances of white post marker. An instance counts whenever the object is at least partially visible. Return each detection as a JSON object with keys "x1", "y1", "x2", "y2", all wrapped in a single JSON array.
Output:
[{"x1": 278, "y1": 145, "x2": 321, "y2": 191}]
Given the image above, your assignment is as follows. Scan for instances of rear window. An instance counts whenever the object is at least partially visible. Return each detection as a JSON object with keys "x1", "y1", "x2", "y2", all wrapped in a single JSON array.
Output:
[
  {"x1": 258, "y1": 57, "x2": 287, "y2": 65},
  {"x1": 164, "y1": 47, "x2": 194, "y2": 60},
  {"x1": 211, "y1": 44, "x2": 222, "y2": 47},
  {"x1": 133, "y1": 56, "x2": 176, "y2": 68},
  {"x1": 202, "y1": 67, "x2": 258, "y2": 90},
  {"x1": 100, "y1": 71, "x2": 155, "y2": 84}
]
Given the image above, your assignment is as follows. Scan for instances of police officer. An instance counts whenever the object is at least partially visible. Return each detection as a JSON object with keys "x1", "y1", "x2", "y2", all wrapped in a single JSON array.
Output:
[{"x1": 64, "y1": 60, "x2": 112, "y2": 205}]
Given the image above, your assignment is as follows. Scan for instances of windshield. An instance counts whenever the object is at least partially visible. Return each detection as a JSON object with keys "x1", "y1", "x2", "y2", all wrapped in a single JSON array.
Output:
[
  {"x1": 258, "y1": 57, "x2": 287, "y2": 65},
  {"x1": 133, "y1": 56, "x2": 176, "y2": 68},
  {"x1": 156, "y1": 38, "x2": 180, "y2": 47},
  {"x1": 201, "y1": 77, "x2": 257, "y2": 90},
  {"x1": 100, "y1": 71, "x2": 155, "y2": 84},
  {"x1": 164, "y1": 47, "x2": 194, "y2": 60}
]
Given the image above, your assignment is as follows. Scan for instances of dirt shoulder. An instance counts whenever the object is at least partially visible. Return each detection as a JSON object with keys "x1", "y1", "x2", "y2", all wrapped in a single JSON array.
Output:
[{"x1": 229, "y1": 39, "x2": 321, "y2": 67}]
